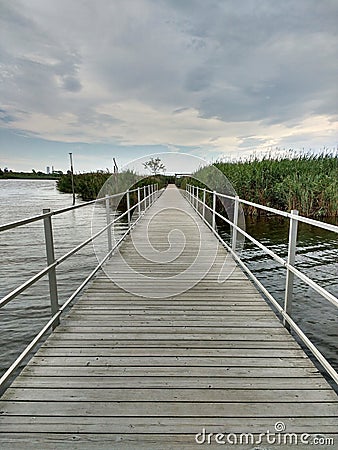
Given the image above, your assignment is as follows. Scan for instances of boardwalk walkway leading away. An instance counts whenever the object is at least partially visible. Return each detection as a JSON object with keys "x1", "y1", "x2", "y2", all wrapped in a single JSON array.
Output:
[{"x1": 0, "y1": 185, "x2": 337, "y2": 449}]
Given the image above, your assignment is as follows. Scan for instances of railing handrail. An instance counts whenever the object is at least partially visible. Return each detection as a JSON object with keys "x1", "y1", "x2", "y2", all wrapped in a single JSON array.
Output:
[
  {"x1": 0, "y1": 187, "x2": 143, "y2": 233},
  {"x1": 191, "y1": 186, "x2": 338, "y2": 233},
  {"x1": 0, "y1": 183, "x2": 160, "y2": 388},
  {"x1": 185, "y1": 183, "x2": 338, "y2": 385}
]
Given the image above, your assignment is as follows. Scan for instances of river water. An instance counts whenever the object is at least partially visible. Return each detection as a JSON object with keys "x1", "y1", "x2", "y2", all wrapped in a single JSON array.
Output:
[{"x1": 0, "y1": 180, "x2": 337, "y2": 380}]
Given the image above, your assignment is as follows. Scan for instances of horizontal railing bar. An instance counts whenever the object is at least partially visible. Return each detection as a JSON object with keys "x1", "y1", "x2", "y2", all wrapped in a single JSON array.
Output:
[
  {"x1": 0, "y1": 212, "x2": 51, "y2": 232},
  {"x1": 187, "y1": 184, "x2": 338, "y2": 233},
  {"x1": 285, "y1": 262, "x2": 338, "y2": 309},
  {"x1": 185, "y1": 191, "x2": 338, "y2": 384},
  {"x1": 0, "y1": 186, "x2": 154, "y2": 232},
  {"x1": 0, "y1": 264, "x2": 54, "y2": 309}
]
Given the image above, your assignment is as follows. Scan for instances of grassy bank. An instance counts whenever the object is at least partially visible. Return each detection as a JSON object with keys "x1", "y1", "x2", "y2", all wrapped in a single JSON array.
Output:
[{"x1": 188, "y1": 153, "x2": 338, "y2": 218}]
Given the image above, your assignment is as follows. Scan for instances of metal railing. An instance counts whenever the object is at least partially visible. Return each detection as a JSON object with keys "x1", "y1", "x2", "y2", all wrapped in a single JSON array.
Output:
[
  {"x1": 185, "y1": 184, "x2": 338, "y2": 384},
  {"x1": 0, "y1": 183, "x2": 160, "y2": 387}
]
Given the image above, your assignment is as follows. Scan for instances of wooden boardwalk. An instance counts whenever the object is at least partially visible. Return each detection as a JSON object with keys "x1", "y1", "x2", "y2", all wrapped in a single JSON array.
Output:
[{"x1": 0, "y1": 185, "x2": 337, "y2": 449}]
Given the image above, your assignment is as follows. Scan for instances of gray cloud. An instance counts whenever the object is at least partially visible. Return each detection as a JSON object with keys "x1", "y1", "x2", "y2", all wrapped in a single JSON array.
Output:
[{"x1": 0, "y1": 0, "x2": 337, "y2": 148}]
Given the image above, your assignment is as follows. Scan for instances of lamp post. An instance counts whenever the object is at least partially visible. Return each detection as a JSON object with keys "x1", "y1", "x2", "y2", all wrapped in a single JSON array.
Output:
[{"x1": 69, "y1": 153, "x2": 75, "y2": 206}]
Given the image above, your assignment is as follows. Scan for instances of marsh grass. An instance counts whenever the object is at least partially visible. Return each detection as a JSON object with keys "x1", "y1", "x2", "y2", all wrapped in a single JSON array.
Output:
[{"x1": 187, "y1": 152, "x2": 338, "y2": 218}]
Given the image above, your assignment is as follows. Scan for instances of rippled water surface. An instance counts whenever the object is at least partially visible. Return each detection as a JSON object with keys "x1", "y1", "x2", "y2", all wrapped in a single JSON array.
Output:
[
  {"x1": 219, "y1": 215, "x2": 338, "y2": 371},
  {"x1": 0, "y1": 179, "x2": 127, "y2": 377},
  {"x1": 0, "y1": 180, "x2": 337, "y2": 379}
]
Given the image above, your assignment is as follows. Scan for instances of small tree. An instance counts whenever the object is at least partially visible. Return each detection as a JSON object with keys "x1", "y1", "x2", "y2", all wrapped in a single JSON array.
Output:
[{"x1": 143, "y1": 157, "x2": 166, "y2": 175}]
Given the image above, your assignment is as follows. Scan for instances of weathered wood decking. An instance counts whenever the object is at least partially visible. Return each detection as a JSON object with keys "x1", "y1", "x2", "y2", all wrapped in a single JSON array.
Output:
[{"x1": 0, "y1": 185, "x2": 337, "y2": 449}]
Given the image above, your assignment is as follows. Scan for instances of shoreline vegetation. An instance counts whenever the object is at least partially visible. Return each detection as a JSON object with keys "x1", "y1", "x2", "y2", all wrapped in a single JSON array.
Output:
[
  {"x1": 0, "y1": 170, "x2": 61, "y2": 180},
  {"x1": 193, "y1": 152, "x2": 338, "y2": 219},
  {"x1": 53, "y1": 152, "x2": 337, "y2": 218}
]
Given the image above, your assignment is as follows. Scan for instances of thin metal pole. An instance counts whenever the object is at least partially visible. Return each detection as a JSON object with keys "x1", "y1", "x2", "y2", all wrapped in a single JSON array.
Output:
[
  {"x1": 126, "y1": 190, "x2": 131, "y2": 226},
  {"x1": 196, "y1": 186, "x2": 199, "y2": 211},
  {"x1": 231, "y1": 196, "x2": 239, "y2": 253},
  {"x1": 212, "y1": 191, "x2": 216, "y2": 230},
  {"x1": 43, "y1": 209, "x2": 59, "y2": 329},
  {"x1": 105, "y1": 195, "x2": 112, "y2": 254},
  {"x1": 143, "y1": 185, "x2": 147, "y2": 210},
  {"x1": 203, "y1": 188, "x2": 206, "y2": 219},
  {"x1": 284, "y1": 209, "x2": 299, "y2": 330},
  {"x1": 69, "y1": 152, "x2": 75, "y2": 206},
  {"x1": 137, "y1": 187, "x2": 141, "y2": 216}
]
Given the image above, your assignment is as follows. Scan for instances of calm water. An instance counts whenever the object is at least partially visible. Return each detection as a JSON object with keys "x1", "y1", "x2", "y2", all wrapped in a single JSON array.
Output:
[
  {"x1": 0, "y1": 180, "x2": 337, "y2": 380},
  {"x1": 0, "y1": 179, "x2": 127, "y2": 378},
  {"x1": 219, "y1": 216, "x2": 338, "y2": 372}
]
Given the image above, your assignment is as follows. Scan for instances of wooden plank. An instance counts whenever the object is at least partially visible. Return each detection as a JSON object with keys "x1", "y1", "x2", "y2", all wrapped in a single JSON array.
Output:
[
  {"x1": 35, "y1": 347, "x2": 308, "y2": 357},
  {"x1": 20, "y1": 366, "x2": 321, "y2": 377},
  {"x1": 3, "y1": 387, "x2": 336, "y2": 402},
  {"x1": 54, "y1": 327, "x2": 287, "y2": 334},
  {"x1": 28, "y1": 356, "x2": 314, "y2": 368},
  {"x1": 0, "y1": 433, "x2": 336, "y2": 450},
  {"x1": 60, "y1": 319, "x2": 279, "y2": 327},
  {"x1": 0, "y1": 417, "x2": 337, "y2": 433},
  {"x1": 47, "y1": 332, "x2": 296, "y2": 341},
  {"x1": 44, "y1": 338, "x2": 302, "y2": 349},
  {"x1": 1, "y1": 401, "x2": 337, "y2": 417},
  {"x1": 11, "y1": 376, "x2": 330, "y2": 389}
]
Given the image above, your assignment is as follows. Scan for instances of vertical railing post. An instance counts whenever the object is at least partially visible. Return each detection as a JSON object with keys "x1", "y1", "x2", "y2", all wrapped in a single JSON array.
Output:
[
  {"x1": 283, "y1": 209, "x2": 299, "y2": 330},
  {"x1": 105, "y1": 195, "x2": 112, "y2": 254},
  {"x1": 231, "y1": 196, "x2": 239, "y2": 253},
  {"x1": 137, "y1": 187, "x2": 141, "y2": 216},
  {"x1": 202, "y1": 188, "x2": 206, "y2": 219},
  {"x1": 43, "y1": 209, "x2": 60, "y2": 329},
  {"x1": 196, "y1": 186, "x2": 199, "y2": 212},
  {"x1": 126, "y1": 189, "x2": 131, "y2": 227},
  {"x1": 212, "y1": 191, "x2": 216, "y2": 230},
  {"x1": 143, "y1": 185, "x2": 147, "y2": 210}
]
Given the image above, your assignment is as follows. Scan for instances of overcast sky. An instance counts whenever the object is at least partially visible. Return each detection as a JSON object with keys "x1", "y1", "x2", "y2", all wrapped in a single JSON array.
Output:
[{"x1": 0, "y1": 0, "x2": 337, "y2": 173}]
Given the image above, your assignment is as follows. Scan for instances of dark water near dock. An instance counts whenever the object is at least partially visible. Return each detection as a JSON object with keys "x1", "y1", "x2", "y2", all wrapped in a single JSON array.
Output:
[
  {"x1": 219, "y1": 216, "x2": 338, "y2": 372},
  {"x1": 0, "y1": 180, "x2": 337, "y2": 380}
]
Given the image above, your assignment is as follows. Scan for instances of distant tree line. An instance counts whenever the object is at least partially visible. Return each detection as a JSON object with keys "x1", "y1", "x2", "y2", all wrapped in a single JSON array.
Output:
[{"x1": 0, "y1": 168, "x2": 63, "y2": 179}]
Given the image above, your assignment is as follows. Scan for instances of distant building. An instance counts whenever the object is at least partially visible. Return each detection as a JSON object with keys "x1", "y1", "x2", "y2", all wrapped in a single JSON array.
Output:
[{"x1": 46, "y1": 166, "x2": 50, "y2": 174}]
